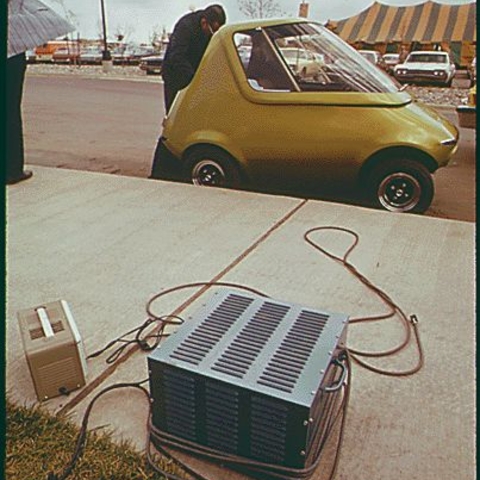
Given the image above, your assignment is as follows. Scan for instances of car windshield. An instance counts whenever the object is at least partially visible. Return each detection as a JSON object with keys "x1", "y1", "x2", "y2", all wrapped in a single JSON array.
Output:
[
  {"x1": 233, "y1": 22, "x2": 398, "y2": 93},
  {"x1": 407, "y1": 53, "x2": 448, "y2": 63}
]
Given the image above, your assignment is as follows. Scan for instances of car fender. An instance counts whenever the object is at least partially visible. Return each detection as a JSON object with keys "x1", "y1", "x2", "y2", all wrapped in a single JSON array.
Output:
[{"x1": 180, "y1": 131, "x2": 248, "y2": 172}]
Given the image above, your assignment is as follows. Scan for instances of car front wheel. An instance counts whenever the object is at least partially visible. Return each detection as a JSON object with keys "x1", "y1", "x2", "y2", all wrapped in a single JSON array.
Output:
[
  {"x1": 367, "y1": 159, "x2": 434, "y2": 213},
  {"x1": 185, "y1": 148, "x2": 241, "y2": 188}
]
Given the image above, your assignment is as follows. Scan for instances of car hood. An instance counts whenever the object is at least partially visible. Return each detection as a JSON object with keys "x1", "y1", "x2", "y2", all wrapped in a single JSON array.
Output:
[{"x1": 399, "y1": 62, "x2": 450, "y2": 70}]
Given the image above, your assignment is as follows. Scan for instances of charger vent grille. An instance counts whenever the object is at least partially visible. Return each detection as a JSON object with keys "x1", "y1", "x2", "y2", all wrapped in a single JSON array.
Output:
[
  {"x1": 250, "y1": 396, "x2": 288, "y2": 463},
  {"x1": 205, "y1": 380, "x2": 240, "y2": 453},
  {"x1": 170, "y1": 293, "x2": 253, "y2": 365},
  {"x1": 211, "y1": 301, "x2": 290, "y2": 378},
  {"x1": 148, "y1": 290, "x2": 349, "y2": 470},
  {"x1": 257, "y1": 310, "x2": 329, "y2": 393},
  {"x1": 162, "y1": 369, "x2": 197, "y2": 441}
]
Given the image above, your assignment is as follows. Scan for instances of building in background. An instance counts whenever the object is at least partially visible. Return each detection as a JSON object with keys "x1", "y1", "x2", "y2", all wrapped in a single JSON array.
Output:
[{"x1": 326, "y1": 1, "x2": 476, "y2": 68}]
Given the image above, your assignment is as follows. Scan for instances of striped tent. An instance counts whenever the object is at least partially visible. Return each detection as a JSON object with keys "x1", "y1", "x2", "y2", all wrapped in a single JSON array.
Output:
[{"x1": 329, "y1": 1, "x2": 476, "y2": 44}]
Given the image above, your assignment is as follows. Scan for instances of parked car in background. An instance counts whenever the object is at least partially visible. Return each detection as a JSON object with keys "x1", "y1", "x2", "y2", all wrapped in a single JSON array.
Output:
[
  {"x1": 52, "y1": 46, "x2": 81, "y2": 63},
  {"x1": 382, "y1": 53, "x2": 400, "y2": 74},
  {"x1": 153, "y1": 18, "x2": 459, "y2": 214},
  {"x1": 79, "y1": 47, "x2": 103, "y2": 64},
  {"x1": 129, "y1": 46, "x2": 156, "y2": 64},
  {"x1": 139, "y1": 54, "x2": 164, "y2": 75},
  {"x1": 358, "y1": 50, "x2": 386, "y2": 70},
  {"x1": 394, "y1": 51, "x2": 456, "y2": 87},
  {"x1": 112, "y1": 46, "x2": 130, "y2": 64},
  {"x1": 279, "y1": 47, "x2": 324, "y2": 80}
]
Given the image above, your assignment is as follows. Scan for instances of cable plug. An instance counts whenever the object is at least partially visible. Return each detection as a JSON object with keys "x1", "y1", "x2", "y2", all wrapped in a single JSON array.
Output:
[
  {"x1": 410, "y1": 314, "x2": 419, "y2": 325},
  {"x1": 138, "y1": 340, "x2": 151, "y2": 351}
]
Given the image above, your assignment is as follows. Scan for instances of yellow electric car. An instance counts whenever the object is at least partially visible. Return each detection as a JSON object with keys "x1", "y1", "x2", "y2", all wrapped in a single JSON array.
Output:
[{"x1": 152, "y1": 19, "x2": 459, "y2": 213}]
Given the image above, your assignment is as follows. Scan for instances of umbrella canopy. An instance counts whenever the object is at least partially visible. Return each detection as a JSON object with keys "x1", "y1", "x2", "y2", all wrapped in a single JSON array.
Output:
[
  {"x1": 329, "y1": 1, "x2": 476, "y2": 44},
  {"x1": 8, "y1": 0, "x2": 74, "y2": 58}
]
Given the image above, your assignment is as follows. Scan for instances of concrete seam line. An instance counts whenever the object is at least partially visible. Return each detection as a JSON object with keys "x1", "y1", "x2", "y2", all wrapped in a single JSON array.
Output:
[{"x1": 56, "y1": 198, "x2": 308, "y2": 416}]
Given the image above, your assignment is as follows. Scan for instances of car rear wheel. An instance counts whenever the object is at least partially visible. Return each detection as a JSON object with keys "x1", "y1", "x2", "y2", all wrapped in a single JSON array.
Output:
[
  {"x1": 367, "y1": 159, "x2": 434, "y2": 213},
  {"x1": 185, "y1": 148, "x2": 241, "y2": 188}
]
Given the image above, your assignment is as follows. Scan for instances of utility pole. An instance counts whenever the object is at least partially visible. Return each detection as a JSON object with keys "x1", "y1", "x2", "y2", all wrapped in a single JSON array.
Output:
[
  {"x1": 100, "y1": 0, "x2": 112, "y2": 71},
  {"x1": 299, "y1": 2, "x2": 309, "y2": 18}
]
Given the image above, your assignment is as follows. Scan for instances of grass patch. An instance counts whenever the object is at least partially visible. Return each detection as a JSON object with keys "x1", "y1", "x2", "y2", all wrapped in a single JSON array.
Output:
[{"x1": 6, "y1": 399, "x2": 187, "y2": 480}]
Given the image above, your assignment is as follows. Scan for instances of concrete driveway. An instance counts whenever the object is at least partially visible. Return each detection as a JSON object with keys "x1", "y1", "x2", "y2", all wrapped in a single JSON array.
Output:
[{"x1": 6, "y1": 166, "x2": 475, "y2": 480}]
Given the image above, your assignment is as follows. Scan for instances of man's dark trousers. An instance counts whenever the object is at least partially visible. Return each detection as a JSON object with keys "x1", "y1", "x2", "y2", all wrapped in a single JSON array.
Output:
[{"x1": 6, "y1": 53, "x2": 27, "y2": 183}]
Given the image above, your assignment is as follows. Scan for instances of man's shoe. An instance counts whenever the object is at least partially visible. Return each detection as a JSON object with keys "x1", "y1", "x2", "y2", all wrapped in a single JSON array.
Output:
[{"x1": 7, "y1": 170, "x2": 33, "y2": 185}]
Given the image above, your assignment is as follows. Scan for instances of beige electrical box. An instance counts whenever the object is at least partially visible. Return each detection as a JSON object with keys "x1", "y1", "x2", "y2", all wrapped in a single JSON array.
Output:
[{"x1": 17, "y1": 300, "x2": 88, "y2": 401}]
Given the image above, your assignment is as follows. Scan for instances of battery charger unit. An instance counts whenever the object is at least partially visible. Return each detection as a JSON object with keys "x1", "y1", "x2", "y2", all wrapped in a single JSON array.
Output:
[
  {"x1": 148, "y1": 290, "x2": 349, "y2": 475},
  {"x1": 17, "y1": 300, "x2": 88, "y2": 401}
]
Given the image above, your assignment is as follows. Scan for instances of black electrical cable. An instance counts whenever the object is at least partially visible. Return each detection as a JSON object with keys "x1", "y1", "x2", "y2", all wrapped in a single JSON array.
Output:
[
  {"x1": 47, "y1": 380, "x2": 151, "y2": 480},
  {"x1": 89, "y1": 282, "x2": 269, "y2": 366},
  {"x1": 87, "y1": 314, "x2": 185, "y2": 364},
  {"x1": 304, "y1": 226, "x2": 424, "y2": 377}
]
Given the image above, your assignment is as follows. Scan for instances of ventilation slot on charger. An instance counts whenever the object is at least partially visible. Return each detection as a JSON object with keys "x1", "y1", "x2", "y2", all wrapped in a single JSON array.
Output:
[
  {"x1": 162, "y1": 369, "x2": 197, "y2": 441},
  {"x1": 258, "y1": 310, "x2": 329, "y2": 392},
  {"x1": 170, "y1": 293, "x2": 253, "y2": 365},
  {"x1": 205, "y1": 381, "x2": 240, "y2": 453},
  {"x1": 250, "y1": 396, "x2": 289, "y2": 463},
  {"x1": 212, "y1": 301, "x2": 290, "y2": 378}
]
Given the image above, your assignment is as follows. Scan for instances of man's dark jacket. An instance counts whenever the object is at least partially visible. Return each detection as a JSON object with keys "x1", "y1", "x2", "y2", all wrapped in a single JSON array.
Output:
[{"x1": 162, "y1": 10, "x2": 211, "y2": 110}]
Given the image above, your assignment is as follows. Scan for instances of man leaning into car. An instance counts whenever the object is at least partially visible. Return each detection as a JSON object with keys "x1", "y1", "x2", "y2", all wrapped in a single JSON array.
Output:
[
  {"x1": 149, "y1": 4, "x2": 226, "y2": 180},
  {"x1": 161, "y1": 4, "x2": 226, "y2": 112}
]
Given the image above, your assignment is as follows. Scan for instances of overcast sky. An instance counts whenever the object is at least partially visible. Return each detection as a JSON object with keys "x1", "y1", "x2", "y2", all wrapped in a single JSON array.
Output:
[{"x1": 41, "y1": 0, "x2": 474, "y2": 44}]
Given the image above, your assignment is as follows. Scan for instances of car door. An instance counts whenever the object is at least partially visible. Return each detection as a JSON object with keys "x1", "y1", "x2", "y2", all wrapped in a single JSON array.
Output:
[{"x1": 231, "y1": 26, "x2": 402, "y2": 185}]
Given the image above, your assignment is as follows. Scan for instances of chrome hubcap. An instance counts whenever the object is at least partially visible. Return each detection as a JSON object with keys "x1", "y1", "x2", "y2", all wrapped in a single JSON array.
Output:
[
  {"x1": 378, "y1": 172, "x2": 421, "y2": 212},
  {"x1": 192, "y1": 160, "x2": 226, "y2": 186}
]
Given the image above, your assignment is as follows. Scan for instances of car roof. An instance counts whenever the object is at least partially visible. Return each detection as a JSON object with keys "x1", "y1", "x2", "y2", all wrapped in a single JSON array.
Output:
[{"x1": 217, "y1": 17, "x2": 315, "y2": 36}]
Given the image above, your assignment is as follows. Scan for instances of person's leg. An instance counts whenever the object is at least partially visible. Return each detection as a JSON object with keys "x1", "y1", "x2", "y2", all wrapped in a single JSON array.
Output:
[
  {"x1": 149, "y1": 137, "x2": 183, "y2": 181},
  {"x1": 6, "y1": 52, "x2": 32, "y2": 184},
  {"x1": 163, "y1": 76, "x2": 175, "y2": 114}
]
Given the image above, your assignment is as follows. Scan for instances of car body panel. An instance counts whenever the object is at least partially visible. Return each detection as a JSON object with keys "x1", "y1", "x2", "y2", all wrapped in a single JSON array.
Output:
[{"x1": 162, "y1": 19, "x2": 458, "y2": 188}]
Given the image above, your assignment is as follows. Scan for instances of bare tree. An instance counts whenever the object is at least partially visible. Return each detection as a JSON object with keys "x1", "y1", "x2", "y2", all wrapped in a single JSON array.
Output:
[
  {"x1": 237, "y1": 0, "x2": 284, "y2": 19},
  {"x1": 150, "y1": 24, "x2": 164, "y2": 49},
  {"x1": 113, "y1": 23, "x2": 135, "y2": 43}
]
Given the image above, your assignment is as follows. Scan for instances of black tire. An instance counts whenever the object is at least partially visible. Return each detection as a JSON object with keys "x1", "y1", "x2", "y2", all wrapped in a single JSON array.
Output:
[
  {"x1": 185, "y1": 148, "x2": 241, "y2": 188},
  {"x1": 367, "y1": 159, "x2": 434, "y2": 213}
]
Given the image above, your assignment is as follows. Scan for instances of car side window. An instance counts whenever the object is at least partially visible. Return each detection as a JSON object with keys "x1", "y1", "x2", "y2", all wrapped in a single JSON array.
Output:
[
  {"x1": 234, "y1": 24, "x2": 397, "y2": 94},
  {"x1": 234, "y1": 31, "x2": 294, "y2": 92}
]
